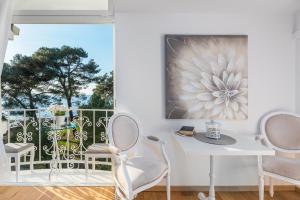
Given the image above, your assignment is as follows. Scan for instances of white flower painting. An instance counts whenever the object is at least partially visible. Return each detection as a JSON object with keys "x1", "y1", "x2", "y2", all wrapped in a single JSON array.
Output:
[{"x1": 165, "y1": 35, "x2": 248, "y2": 120}]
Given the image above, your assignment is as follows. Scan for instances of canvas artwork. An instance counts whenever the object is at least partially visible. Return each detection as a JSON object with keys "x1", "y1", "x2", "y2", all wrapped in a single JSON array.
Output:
[{"x1": 165, "y1": 35, "x2": 248, "y2": 120}]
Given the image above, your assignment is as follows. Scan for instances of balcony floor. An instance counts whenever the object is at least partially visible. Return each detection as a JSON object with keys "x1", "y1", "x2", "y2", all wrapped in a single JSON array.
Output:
[{"x1": 0, "y1": 169, "x2": 113, "y2": 186}]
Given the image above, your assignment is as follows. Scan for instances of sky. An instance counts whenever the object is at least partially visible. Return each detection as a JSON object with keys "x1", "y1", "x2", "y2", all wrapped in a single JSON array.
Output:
[{"x1": 4, "y1": 24, "x2": 113, "y2": 95}]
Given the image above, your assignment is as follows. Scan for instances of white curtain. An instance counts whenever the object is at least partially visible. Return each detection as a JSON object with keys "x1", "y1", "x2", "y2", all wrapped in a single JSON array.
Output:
[
  {"x1": 0, "y1": 0, "x2": 14, "y2": 72},
  {"x1": 0, "y1": 0, "x2": 15, "y2": 181}
]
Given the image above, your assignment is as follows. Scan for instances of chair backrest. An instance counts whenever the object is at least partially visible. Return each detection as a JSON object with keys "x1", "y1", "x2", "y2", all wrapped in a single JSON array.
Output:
[
  {"x1": 260, "y1": 111, "x2": 300, "y2": 152},
  {"x1": 108, "y1": 113, "x2": 140, "y2": 152}
]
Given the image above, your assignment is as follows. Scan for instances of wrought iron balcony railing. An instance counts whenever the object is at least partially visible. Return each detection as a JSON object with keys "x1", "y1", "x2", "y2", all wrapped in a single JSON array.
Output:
[{"x1": 2, "y1": 108, "x2": 114, "y2": 171}]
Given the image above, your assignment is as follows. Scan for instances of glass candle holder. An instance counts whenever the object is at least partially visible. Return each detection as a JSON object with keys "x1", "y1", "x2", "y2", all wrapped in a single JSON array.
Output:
[{"x1": 205, "y1": 120, "x2": 221, "y2": 139}]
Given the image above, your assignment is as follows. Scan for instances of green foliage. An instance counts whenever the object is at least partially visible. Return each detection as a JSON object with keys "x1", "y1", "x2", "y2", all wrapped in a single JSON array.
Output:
[
  {"x1": 54, "y1": 111, "x2": 66, "y2": 116},
  {"x1": 1, "y1": 56, "x2": 54, "y2": 109},
  {"x1": 32, "y1": 46, "x2": 100, "y2": 110},
  {"x1": 81, "y1": 71, "x2": 114, "y2": 109},
  {"x1": 2, "y1": 46, "x2": 103, "y2": 111}
]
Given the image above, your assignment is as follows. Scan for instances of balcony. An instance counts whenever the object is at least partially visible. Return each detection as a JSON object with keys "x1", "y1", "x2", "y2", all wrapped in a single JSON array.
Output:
[{"x1": 1, "y1": 108, "x2": 114, "y2": 186}]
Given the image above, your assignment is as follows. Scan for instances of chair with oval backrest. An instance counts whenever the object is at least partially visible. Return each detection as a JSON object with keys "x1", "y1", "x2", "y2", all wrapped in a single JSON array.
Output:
[
  {"x1": 260, "y1": 111, "x2": 300, "y2": 198},
  {"x1": 108, "y1": 113, "x2": 170, "y2": 200}
]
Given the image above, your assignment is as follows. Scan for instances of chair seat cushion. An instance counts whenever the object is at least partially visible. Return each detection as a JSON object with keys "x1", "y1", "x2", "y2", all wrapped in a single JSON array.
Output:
[
  {"x1": 116, "y1": 156, "x2": 167, "y2": 190},
  {"x1": 5, "y1": 143, "x2": 34, "y2": 153},
  {"x1": 263, "y1": 156, "x2": 300, "y2": 181},
  {"x1": 85, "y1": 143, "x2": 111, "y2": 155}
]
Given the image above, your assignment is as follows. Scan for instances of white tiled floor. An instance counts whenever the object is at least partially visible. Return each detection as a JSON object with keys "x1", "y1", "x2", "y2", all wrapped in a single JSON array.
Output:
[{"x1": 0, "y1": 169, "x2": 114, "y2": 186}]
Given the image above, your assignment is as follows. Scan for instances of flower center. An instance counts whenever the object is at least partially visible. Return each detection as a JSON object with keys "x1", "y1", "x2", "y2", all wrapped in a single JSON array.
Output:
[
  {"x1": 221, "y1": 89, "x2": 239, "y2": 107},
  {"x1": 224, "y1": 89, "x2": 237, "y2": 98}
]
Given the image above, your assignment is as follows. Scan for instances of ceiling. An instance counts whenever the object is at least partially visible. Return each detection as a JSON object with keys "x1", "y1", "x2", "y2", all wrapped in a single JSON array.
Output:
[
  {"x1": 13, "y1": 0, "x2": 300, "y2": 15},
  {"x1": 114, "y1": 0, "x2": 300, "y2": 14},
  {"x1": 14, "y1": 0, "x2": 109, "y2": 11}
]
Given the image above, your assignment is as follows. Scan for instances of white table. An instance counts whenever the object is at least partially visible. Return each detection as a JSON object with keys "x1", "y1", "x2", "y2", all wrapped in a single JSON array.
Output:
[{"x1": 173, "y1": 133, "x2": 275, "y2": 200}]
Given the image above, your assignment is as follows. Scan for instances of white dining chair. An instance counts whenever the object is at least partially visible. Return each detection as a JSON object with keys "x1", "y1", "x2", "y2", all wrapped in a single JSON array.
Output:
[
  {"x1": 260, "y1": 111, "x2": 300, "y2": 198},
  {"x1": 85, "y1": 143, "x2": 112, "y2": 175},
  {"x1": 108, "y1": 113, "x2": 170, "y2": 200}
]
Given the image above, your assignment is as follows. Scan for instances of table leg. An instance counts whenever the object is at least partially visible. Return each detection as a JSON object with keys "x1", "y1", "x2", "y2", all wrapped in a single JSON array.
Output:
[
  {"x1": 198, "y1": 155, "x2": 215, "y2": 200},
  {"x1": 49, "y1": 160, "x2": 54, "y2": 181},
  {"x1": 49, "y1": 152, "x2": 56, "y2": 181},
  {"x1": 49, "y1": 130, "x2": 60, "y2": 180},
  {"x1": 257, "y1": 155, "x2": 264, "y2": 200}
]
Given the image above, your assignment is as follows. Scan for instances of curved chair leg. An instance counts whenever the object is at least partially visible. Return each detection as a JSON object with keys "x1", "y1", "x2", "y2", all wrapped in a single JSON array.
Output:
[
  {"x1": 114, "y1": 189, "x2": 118, "y2": 200},
  {"x1": 269, "y1": 177, "x2": 274, "y2": 197},
  {"x1": 166, "y1": 173, "x2": 171, "y2": 200}
]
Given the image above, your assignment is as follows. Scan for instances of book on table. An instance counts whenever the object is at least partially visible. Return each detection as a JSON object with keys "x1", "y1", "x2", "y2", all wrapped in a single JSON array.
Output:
[{"x1": 177, "y1": 126, "x2": 195, "y2": 136}]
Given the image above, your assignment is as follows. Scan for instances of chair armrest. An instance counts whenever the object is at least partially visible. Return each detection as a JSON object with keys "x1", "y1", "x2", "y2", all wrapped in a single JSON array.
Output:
[{"x1": 145, "y1": 135, "x2": 170, "y2": 168}]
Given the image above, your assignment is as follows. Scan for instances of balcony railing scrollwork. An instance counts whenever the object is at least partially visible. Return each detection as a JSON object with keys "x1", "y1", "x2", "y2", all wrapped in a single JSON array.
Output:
[{"x1": 2, "y1": 108, "x2": 114, "y2": 171}]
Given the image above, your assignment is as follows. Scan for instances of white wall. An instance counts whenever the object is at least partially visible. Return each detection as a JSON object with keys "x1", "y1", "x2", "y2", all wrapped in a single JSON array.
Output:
[
  {"x1": 115, "y1": 13, "x2": 295, "y2": 186},
  {"x1": 296, "y1": 38, "x2": 300, "y2": 113},
  {"x1": 295, "y1": 11, "x2": 300, "y2": 113}
]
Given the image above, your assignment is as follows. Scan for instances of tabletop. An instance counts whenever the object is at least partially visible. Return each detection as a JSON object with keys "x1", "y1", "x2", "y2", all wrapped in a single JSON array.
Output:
[{"x1": 173, "y1": 132, "x2": 275, "y2": 156}]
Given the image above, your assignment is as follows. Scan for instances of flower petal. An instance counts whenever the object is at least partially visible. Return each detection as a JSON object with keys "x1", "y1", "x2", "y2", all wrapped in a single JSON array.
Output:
[
  {"x1": 179, "y1": 94, "x2": 197, "y2": 100},
  {"x1": 239, "y1": 88, "x2": 248, "y2": 95},
  {"x1": 226, "y1": 73, "x2": 235, "y2": 89},
  {"x1": 204, "y1": 101, "x2": 215, "y2": 110},
  {"x1": 201, "y1": 79, "x2": 216, "y2": 91},
  {"x1": 235, "y1": 96, "x2": 248, "y2": 104},
  {"x1": 218, "y1": 112, "x2": 225, "y2": 119},
  {"x1": 229, "y1": 90, "x2": 239, "y2": 97},
  {"x1": 210, "y1": 61, "x2": 222, "y2": 77},
  {"x1": 213, "y1": 76, "x2": 226, "y2": 90},
  {"x1": 181, "y1": 84, "x2": 198, "y2": 92},
  {"x1": 190, "y1": 81, "x2": 203, "y2": 89},
  {"x1": 197, "y1": 93, "x2": 213, "y2": 101},
  {"x1": 212, "y1": 91, "x2": 224, "y2": 98},
  {"x1": 236, "y1": 112, "x2": 247, "y2": 120},
  {"x1": 214, "y1": 97, "x2": 225, "y2": 105},
  {"x1": 240, "y1": 79, "x2": 248, "y2": 88},
  {"x1": 231, "y1": 101, "x2": 239, "y2": 112},
  {"x1": 177, "y1": 59, "x2": 202, "y2": 74},
  {"x1": 218, "y1": 54, "x2": 227, "y2": 68},
  {"x1": 227, "y1": 57, "x2": 236, "y2": 72},
  {"x1": 180, "y1": 71, "x2": 199, "y2": 81},
  {"x1": 225, "y1": 108, "x2": 234, "y2": 119},
  {"x1": 201, "y1": 72, "x2": 212, "y2": 82},
  {"x1": 240, "y1": 104, "x2": 248, "y2": 114},
  {"x1": 188, "y1": 103, "x2": 204, "y2": 113},
  {"x1": 210, "y1": 105, "x2": 224, "y2": 117},
  {"x1": 222, "y1": 71, "x2": 229, "y2": 82},
  {"x1": 193, "y1": 111, "x2": 205, "y2": 118},
  {"x1": 232, "y1": 72, "x2": 242, "y2": 90},
  {"x1": 236, "y1": 56, "x2": 247, "y2": 68}
]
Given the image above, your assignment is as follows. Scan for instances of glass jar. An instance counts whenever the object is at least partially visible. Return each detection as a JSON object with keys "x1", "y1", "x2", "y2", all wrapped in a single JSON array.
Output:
[{"x1": 205, "y1": 120, "x2": 221, "y2": 139}]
